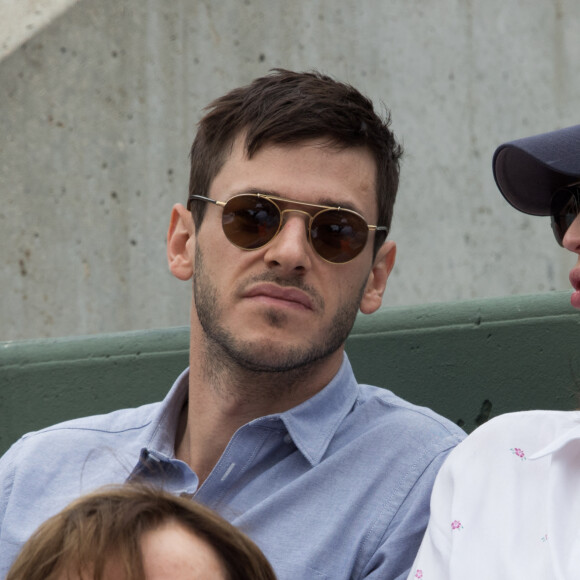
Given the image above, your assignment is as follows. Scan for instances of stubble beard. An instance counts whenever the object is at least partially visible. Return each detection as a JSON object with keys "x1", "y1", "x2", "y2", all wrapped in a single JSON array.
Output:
[{"x1": 193, "y1": 246, "x2": 364, "y2": 380}]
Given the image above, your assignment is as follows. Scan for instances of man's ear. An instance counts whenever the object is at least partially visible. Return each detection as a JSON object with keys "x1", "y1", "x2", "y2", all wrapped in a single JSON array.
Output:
[
  {"x1": 359, "y1": 240, "x2": 396, "y2": 315},
  {"x1": 167, "y1": 204, "x2": 195, "y2": 281}
]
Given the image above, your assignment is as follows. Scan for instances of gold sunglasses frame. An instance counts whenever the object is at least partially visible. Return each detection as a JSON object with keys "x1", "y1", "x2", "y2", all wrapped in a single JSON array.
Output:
[{"x1": 187, "y1": 192, "x2": 387, "y2": 264}]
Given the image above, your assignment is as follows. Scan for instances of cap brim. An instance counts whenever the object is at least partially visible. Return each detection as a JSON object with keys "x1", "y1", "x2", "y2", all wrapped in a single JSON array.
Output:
[{"x1": 492, "y1": 124, "x2": 580, "y2": 216}]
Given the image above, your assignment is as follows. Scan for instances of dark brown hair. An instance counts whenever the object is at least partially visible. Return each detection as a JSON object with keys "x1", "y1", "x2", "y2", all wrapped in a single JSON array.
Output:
[
  {"x1": 189, "y1": 69, "x2": 403, "y2": 255},
  {"x1": 7, "y1": 484, "x2": 277, "y2": 580}
]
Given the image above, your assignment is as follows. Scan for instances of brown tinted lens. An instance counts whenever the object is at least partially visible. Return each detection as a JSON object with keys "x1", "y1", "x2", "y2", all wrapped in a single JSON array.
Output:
[
  {"x1": 310, "y1": 210, "x2": 368, "y2": 263},
  {"x1": 550, "y1": 188, "x2": 579, "y2": 246},
  {"x1": 222, "y1": 195, "x2": 281, "y2": 249}
]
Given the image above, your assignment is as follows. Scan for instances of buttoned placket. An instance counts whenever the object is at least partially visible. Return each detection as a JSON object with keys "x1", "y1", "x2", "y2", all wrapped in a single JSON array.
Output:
[
  {"x1": 196, "y1": 417, "x2": 292, "y2": 508},
  {"x1": 129, "y1": 417, "x2": 295, "y2": 506}
]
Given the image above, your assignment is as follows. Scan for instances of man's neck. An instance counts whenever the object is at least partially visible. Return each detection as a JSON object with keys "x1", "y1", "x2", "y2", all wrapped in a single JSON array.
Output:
[{"x1": 175, "y1": 348, "x2": 343, "y2": 484}]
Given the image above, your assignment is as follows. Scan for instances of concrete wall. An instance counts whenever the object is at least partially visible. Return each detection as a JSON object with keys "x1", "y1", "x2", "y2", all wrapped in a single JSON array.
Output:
[
  {"x1": 0, "y1": 0, "x2": 79, "y2": 60},
  {"x1": 1, "y1": 0, "x2": 580, "y2": 340}
]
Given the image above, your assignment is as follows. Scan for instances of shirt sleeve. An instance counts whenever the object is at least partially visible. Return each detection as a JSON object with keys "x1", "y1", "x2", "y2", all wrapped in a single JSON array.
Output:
[
  {"x1": 404, "y1": 417, "x2": 504, "y2": 580},
  {"x1": 0, "y1": 439, "x2": 22, "y2": 577},
  {"x1": 404, "y1": 448, "x2": 457, "y2": 580},
  {"x1": 360, "y1": 445, "x2": 458, "y2": 580},
  {"x1": 405, "y1": 412, "x2": 560, "y2": 580}
]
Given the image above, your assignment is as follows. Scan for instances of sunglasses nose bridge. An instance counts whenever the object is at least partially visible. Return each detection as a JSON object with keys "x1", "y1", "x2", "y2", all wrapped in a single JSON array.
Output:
[{"x1": 277, "y1": 207, "x2": 314, "y2": 236}]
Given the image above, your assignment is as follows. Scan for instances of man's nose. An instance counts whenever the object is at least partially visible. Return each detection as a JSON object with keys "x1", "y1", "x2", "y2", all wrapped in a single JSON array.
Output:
[{"x1": 262, "y1": 213, "x2": 314, "y2": 274}]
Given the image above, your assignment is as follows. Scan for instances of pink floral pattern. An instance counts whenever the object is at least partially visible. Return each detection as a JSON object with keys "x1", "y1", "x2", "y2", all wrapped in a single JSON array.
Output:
[
  {"x1": 414, "y1": 570, "x2": 423, "y2": 579},
  {"x1": 510, "y1": 447, "x2": 526, "y2": 460},
  {"x1": 451, "y1": 520, "x2": 463, "y2": 530}
]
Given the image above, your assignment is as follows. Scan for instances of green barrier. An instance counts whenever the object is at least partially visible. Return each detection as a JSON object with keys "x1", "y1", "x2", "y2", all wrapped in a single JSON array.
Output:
[{"x1": 1, "y1": 292, "x2": 579, "y2": 456}]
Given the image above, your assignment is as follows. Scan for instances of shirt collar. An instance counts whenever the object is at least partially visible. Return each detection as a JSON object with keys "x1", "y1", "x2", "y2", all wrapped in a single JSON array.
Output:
[
  {"x1": 529, "y1": 415, "x2": 580, "y2": 460},
  {"x1": 275, "y1": 354, "x2": 358, "y2": 467},
  {"x1": 145, "y1": 367, "x2": 190, "y2": 457},
  {"x1": 145, "y1": 354, "x2": 359, "y2": 467}
]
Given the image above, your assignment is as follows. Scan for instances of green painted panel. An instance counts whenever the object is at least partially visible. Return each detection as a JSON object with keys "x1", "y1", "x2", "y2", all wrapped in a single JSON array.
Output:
[
  {"x1": 1, "y1": 292, "x2": 579, "y2": 455},
  {"x1": 348, "y1": 292, "x2": 580, "y2": 431},
  {"x1": 0, "y1": 328, "x2": 190, "y2": 455}
]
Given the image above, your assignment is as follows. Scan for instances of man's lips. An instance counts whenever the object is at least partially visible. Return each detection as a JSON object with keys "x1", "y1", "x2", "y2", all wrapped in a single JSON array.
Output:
[
  {"x1": 243, "y1": 284, "x2": 314, "y2": 310},
  {"x1": 570, "y1": 267, "x2": 580, "y2": 292},
  {"x1": 568, "y1": 268, "x2": 580, "y2": 309}
]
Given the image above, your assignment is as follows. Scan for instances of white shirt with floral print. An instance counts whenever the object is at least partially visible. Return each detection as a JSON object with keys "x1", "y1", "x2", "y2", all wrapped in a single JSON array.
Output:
[{"x1": 408, "y1": 410, "x2": 580, "y2": 580}]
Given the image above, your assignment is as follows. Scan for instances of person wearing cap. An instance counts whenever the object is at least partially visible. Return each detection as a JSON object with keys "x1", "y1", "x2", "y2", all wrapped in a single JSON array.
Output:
[{"x1": 407, "y1": 124, "x2": 580, "y2": 580}]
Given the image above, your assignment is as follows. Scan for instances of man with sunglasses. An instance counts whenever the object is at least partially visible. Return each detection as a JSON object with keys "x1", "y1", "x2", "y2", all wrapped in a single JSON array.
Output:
[{"x1": 0, "y1": 69, "x2": 465, "y2": 579}]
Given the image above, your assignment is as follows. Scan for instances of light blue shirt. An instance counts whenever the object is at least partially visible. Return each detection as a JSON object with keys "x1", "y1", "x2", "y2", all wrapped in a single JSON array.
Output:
[{"x1": 0, "y1": 355, "x2": 464, "y2": 579}]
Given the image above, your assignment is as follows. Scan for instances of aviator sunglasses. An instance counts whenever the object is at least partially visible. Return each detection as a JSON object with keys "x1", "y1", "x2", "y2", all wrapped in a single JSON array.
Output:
[
  {"x1": 550, "y1": 183, "x2": 580, "y2": 246},
  {"x1": 187, "y1": 193, "x2": 387, "y2": 264}
]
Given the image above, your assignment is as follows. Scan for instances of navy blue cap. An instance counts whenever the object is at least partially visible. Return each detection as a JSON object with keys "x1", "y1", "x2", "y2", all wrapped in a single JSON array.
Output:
[{"x1": 492, "y1": 124, "x2": 580, "y2": 216}]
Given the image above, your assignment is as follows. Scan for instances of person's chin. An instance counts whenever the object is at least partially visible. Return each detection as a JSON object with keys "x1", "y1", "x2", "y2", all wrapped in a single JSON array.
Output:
[
  {"x1": 229, "y1": 341, "x2": 314, "y2": 373},
  {"x1": 242, "y1": 330, "x2": 313, "y2": 355}
]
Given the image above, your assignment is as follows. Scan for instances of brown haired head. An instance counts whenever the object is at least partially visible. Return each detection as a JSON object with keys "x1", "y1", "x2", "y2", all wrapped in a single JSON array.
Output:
[
  {"x1": 188, "y1": 69, "x2": 403, "y2": 255},
  {"x1": 7, "y1": 484, "x2": 276, "y2": 580}
]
